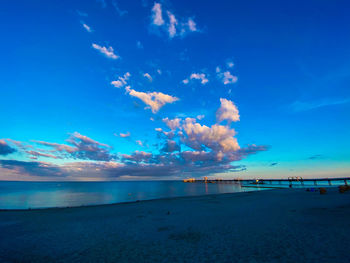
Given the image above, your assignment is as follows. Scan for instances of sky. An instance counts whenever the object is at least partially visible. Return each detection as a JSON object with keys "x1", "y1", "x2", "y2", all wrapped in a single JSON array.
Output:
[{"x1": 0, "y1": 0, "x2": 350, "y2": 181}]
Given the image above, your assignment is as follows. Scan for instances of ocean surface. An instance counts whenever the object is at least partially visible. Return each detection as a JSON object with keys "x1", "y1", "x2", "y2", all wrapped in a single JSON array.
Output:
[{"x1": 0, "y1": 181, "x2": 259, "y2": 209}]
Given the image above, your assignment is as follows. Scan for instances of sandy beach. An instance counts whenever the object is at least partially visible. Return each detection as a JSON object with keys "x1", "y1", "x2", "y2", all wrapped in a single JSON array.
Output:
[{"x1": 1, "y1": 188, "x2": 350, "y2": 263}]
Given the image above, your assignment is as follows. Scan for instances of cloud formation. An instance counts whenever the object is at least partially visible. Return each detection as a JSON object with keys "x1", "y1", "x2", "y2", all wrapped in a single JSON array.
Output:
[
  {"x1": 111, "y1": 72, "x2": 131, "y2": 88},
  {"x1": 216, "y1": 64, "x2": 238, "y2": 85},
  {"x1": 92, "y1": 43, "x2": 119, "y2": 59},
  {"x1": 0, "y1": 140, "x2": 17, "y2": 155},
  {"x1": 1, "y1": 99, "x2": 267, "y2": 179},
  {"x1": 183, "y1": 73, "x2": 209, "y2": 85},
  {"x1": 125, "y1": 86, "x2": 179, "y2": 113},
  {"x1": 216, "y1": 98, "x2": 240, "y2": 123}
]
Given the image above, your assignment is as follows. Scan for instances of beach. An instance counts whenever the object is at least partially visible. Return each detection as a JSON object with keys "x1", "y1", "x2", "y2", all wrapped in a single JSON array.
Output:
[{"x1": 1, "y1": 188, "x2": 349, "y2": 263}]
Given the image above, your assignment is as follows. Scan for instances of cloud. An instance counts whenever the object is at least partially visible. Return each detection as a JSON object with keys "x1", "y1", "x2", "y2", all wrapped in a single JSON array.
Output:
[
  {"x1": 216, "y1": 63, "x2": 238, "y2": 85},
  {"x1": 181, "y1": 118, "x2": 240, "y2": 153},
  {"x1": 125, "y1": 86, "x2": 179, "y2": 113},
  {"x1": 187, "y1": 18, "x2": 197, "y2": 32},
  {"x1": 92, "y1": 43, "x2": 119, "y2": 59},
  {"x1": 122, "y1": 151, "x2": 152, "y2": 162},
  {"x1": 111, "y1": 72, "x2": 130, "y2": 88},
  {"x1": 216, "y1": 98, "x2": 240, "y2": 123},
  {"x1": 290, "y1": 98, "x2": 350, "y2": 112},
  {"x1": 163, "y1": 117, "x2": 181, "y2": 130},
  {"x1": 150, "y1": 2, "x2": 199, "y2": 38},
  {"x1": 167, "y1": 11, "x2": 178, "y2": 38},
  {"x1": 143, "y1": 73, "x2": 153, "y2": 82},
  {"x1": 112, "y1": 0, "x2": 128, "y2": 16},
  {"x1": 227, "y1": 61, "x2": 234, "y2": 68},
  {"x1": 119, "y1": 132, "x2": 131, "y2": 138},
  {"x1": 161, "y1": 140, "x2": 180, "y2": 152},
  {"x1": 0, "y1": 98, "x2": 268, "y2": 179},
  {"x1": 0, "y1": 139, "x2": 17, "y2": 155},
  {"x1": 25, "y1": 150, "x2": 61, "y2": 159},
  {"x1": 221, "y1": 71, "x2": 238, "y2": 85},
  {"x1": 0, "y1": 160, "x2": 66, "y2": 178},
  {"x1": 81, "y1": 22, "x2": 92, "y2": 32},
  {"x1": 183, "y1": 73, "x2": 208, "y2": 85},
  {"x1": 151, "y1": 2, "x2": 164, "y2": 26},
  {"x1": 34, "y1": 132, "x2": 114, "y2": 161}
]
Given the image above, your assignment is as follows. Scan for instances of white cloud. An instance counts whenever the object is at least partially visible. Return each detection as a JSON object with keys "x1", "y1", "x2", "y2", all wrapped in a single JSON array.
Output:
[
  {"x1": 183, "y1": 73, "x2": 208, "y2": 85},
  {"x1": 151, "y1": 2, "x2": 164, "y2": 26},
  {"x1": 112, "y1": 0, "x2": 128, "y2": 16},
  {"x1": 111, "y1": 72, "x2": 130, "y2": 88},
  {"x1": 216, "y1": 98, "x2": 240, "y2": 123},
  {"x1": 143, "y1": 73, "x2": 153, "y2": 82},
  {"x1": 125, "y1": 86, "x2": 179, "y2": 113},
  {"x1": 218, "y1": 71, "x2": 237, "y2": 85},
  {"x1": 181, "y1": 118, "x2": 240, "y2": 153},
  {"x1": 92, "y1": 43, "x2": 119, "y2": 59}
]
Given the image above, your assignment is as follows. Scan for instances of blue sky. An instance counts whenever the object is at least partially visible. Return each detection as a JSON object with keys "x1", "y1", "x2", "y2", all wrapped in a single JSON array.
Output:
[{"x1": 0, "y1": 0, "x2": 349, "y2": 180}]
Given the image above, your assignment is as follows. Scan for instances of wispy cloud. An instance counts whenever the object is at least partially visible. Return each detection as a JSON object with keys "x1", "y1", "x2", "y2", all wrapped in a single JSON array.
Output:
[
  {"x1": 81, "y1": 22, "x2": 92, "y2": 32},
  {"x1": 125, "y1": 86, "x2": 179, "y2": 113},
  {"x1": 216, "y1": 63, "x2": 238, "y2": 85},
  {"x1": 119, "y1": 132, "x2": 131, "y2": 138},
  {"x1": 183, "y1": 73, "x2": 208, "y2": 85},
  {"x1": 150, "y1": 2, "x2": 200, "y2": 39},
  {"x1": 112, "y1": 0, "x2": 128, "y2": 16},
  {"x1": 96, "y1": 0, "x2": 106, "y2": 8},
  {"x1": 151, "y1": 2, "x2": 164, "y2": 26},
  {"x1": 92, "y1": 43, "x2": 119, "y2": 59},
  {"x1": 76, "y1": 10, "x2": 88, "y2": 17},
  {"x1": 143, "y1": 73, "x2": 153, "y2": 82},
  {"x1": 290, "y1": 98, "x2": 350, "y2": 112}
]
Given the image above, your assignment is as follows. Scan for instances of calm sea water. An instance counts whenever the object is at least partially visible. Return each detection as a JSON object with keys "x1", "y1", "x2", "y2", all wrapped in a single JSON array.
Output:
[{"x1": 0, "y1": 181, "x2": 257, "y2": 209}]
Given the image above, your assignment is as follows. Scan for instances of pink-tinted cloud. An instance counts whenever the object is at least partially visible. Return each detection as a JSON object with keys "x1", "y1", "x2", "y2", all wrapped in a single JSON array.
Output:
[
  {"x1": 216, "y1": 98, "x2": 240, "y2": 123},
  {"x1": 125, "y1": 86, "x2": 179, "y2": 113}
]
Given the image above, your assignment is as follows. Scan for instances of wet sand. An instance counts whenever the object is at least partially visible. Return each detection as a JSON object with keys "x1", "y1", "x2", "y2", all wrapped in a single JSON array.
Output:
[{"x1": 0, "y1": 188, "x2": 349, "y2": 262}]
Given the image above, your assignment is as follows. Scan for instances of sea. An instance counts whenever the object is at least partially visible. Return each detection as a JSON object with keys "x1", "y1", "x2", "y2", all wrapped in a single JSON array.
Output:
[{"x1": 0, "y1": 180, "x2": 259, "y2": 209}]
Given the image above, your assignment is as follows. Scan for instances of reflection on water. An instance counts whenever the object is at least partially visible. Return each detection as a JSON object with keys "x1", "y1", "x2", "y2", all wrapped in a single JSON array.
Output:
[{"x1": 0, "y1": 181, "x2": 256, "y2": 209}]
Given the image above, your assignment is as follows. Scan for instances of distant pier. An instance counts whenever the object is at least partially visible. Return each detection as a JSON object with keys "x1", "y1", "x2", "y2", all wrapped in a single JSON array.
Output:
[{"x1": 183, "y1": 176, "x2": 350, "y2": 188}]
